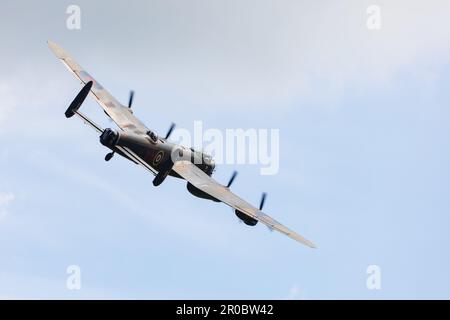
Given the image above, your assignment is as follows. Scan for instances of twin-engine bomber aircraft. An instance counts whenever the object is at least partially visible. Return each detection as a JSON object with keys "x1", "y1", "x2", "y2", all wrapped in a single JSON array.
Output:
[{"x1": 48, "y1": 40, "x2": 316, "y2": 248}]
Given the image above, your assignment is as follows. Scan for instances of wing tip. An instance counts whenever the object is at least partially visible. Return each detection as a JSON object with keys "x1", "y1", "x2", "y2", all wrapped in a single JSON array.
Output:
[
  {"x1": 292, "y1": 234, "x2": 317, "y2": 249},
  {"x1": 47, "y1": 40, "x2": 66, "y2": 58},
  {"x1": 301, "y1": 239, "x2": 317, "y2": 249},
  {"x1": 47, "y1": 39, "x2": 57, "y2": 48}
]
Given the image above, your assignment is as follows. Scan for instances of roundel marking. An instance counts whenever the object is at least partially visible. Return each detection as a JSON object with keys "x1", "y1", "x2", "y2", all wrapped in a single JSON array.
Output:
[{"x1": 153, "y1": 151, "x2": 165, "y2": 166}]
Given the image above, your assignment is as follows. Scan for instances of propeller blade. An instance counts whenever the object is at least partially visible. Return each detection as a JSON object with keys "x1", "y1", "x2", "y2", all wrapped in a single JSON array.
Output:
[
  {"x1": 165, "y1": 123, "x2": 176, "y2": 139},
  {"x1": 65, "y1": 81, "x2": 93, "y2": 118},
  {"x1": 259, "y1": 192, "x2": 267, "y2": 210},
  {"x1": 105, "y1": 151, "x2": 115, "y2": 161},
  {"x1": 128, "y1": 90, "x2": 134, "y2": 108},
  {"x1": 227, "y1": 171, "x2": 238, "y2": 188}
]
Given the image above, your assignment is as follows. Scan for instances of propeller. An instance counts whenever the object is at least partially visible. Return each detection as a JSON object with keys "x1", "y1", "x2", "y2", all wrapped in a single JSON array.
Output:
[
  {"x1": 165, "y1": 123, "x2": 176, "y2": 139},
  {"x1": 109, "y1": 89, "x2": 133, "y2": 122},
  {"x1": 226, "y1": 171, "x2": 238, "y2": 188},
  {"x1": 128, "y1": 90, "x2": 134, "y2": 108},
  {"x1": 65, "y1": 81, "x2": 93, "y2": 118},
  {"x1": 105, "y1": 151, "x2": 115, "y2": 161},
  {"x1": 227, "y1": 170, "x2": 239, "y2": 223},
  {"x1": 258, "y1": 192, "x2": 273, "y2": 231},
  {"x1": 259, "y1": 192, "x2": 267, "y2": 210}
]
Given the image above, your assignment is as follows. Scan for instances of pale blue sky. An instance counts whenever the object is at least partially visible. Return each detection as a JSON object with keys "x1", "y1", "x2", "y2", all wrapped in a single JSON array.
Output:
[{"x1": 1, "y1": 0, "x2": 450, "y2": 299}]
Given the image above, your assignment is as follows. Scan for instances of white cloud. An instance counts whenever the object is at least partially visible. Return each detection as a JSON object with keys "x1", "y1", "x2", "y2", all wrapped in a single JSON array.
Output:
[
  {"x1": 2, "y1": 1, "x2": 449, "y2": 119},
  {"x1": 0, "y1": 270, "x2": 127, "y2": 299},
  {"x1": 0, "y1": 63, "x2": 78, "y2": 137},
  {"x1": 0, "y1": 83, "x2": 16, "y2": 124},
  {"x1": 106, "y1": 0, "x2": 450, "y2": 108},
  {"x1": 0, "y1": 192, "x2": 15, "y2": 220},
  {"x1": 287, "y1": 284, "x2": 305, "y2": 300}
]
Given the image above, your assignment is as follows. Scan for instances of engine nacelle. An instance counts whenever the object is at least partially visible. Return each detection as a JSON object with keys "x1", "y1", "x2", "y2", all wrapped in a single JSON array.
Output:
[
  {"x1": 153, "y1": 159, "x2": 174, "y2": 187},
  {"x1": 235, "y1": 210, "x2": 258, "y2": 226},
  {"x1": 187, "y1": 182, "x2": 220, "y2": 202},
  {"x1": 100, "y1": 128, "x2": 119, "y2": 149}
]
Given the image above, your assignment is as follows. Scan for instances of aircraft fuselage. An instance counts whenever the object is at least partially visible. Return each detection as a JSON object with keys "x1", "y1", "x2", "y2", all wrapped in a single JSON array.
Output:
[{"x1": 99, "y1": 128, "x2": 215, "y2": 180}]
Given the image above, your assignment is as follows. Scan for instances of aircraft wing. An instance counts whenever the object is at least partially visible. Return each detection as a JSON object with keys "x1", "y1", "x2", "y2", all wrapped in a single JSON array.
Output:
[
  {"x1": 72, "y1": 108, "x2": 157, "y2": 176},
  {"x1": 171, "y1": 160, "x2": 316, "y2": 248},
  {"x1": 48, "y1": 40, "x2": 149, "y2": 135}
]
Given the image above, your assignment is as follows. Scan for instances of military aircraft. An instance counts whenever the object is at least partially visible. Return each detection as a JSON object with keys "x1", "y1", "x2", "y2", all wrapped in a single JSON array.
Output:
[{"x1": 48, "y1": 41, "x2": 316, "y2": 248}]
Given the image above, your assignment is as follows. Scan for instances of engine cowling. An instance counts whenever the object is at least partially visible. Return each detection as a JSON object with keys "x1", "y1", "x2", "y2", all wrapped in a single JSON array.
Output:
[
  {"x1": 100, "y1": 128, "x2": 119, "y2": 149},
  {"x1": 186, "y1": 182, "x2": 220, "y2": 202},
  {"x1": 235, "y1": 210, "x2": 258, "y2": 226}
]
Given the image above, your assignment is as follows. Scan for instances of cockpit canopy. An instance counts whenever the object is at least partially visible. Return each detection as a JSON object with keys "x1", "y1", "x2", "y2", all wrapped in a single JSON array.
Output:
[{"x1": 146, "y1": 130, "x2": 158, "y2": 143}]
